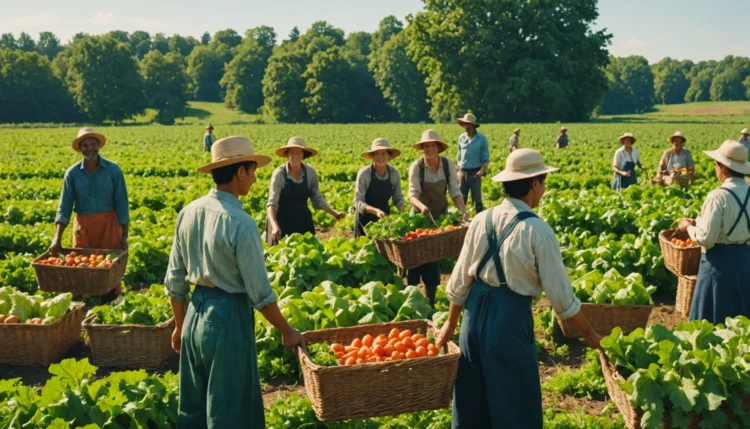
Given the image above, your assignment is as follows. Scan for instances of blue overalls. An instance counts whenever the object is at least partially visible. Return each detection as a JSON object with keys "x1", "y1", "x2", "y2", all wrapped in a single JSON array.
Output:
[{"x1": 611, "y1": 153, "x2": 637, "y2": 190}]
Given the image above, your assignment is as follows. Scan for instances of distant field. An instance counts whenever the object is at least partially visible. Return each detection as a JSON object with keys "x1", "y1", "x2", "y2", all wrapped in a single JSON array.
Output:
[
  {"x1": 128, "y1": 101, "x2": 262, "y2": 126},
  {"x1": 597, "y1": 101, "x2": 750, "y2": 125}
]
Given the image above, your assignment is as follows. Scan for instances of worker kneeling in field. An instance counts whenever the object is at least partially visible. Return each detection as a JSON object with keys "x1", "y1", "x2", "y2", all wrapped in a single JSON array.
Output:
[
  {"x1": 165, "y1": 136, "x2": 304, "y2": 428},
  {"x1": 437, "y1": 148, "x2": 601, "y2": 428},
  {"x1": 50, "y1": 127, "x2": 129, "y2": 303}
]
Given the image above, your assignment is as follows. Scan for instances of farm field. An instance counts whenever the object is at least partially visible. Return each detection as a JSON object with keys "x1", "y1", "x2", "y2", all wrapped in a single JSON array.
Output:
[{"x1": 1, "y1": 107, "x2": 749, "y2": 428}]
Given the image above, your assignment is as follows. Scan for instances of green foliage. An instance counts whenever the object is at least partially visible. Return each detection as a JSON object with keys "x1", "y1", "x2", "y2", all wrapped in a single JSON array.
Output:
[
  {"x1": 364, "y1": 211, "x2": 461, "y2": 240},
  {"x1": 543, "y1": 349, "x2": 607, "y2": 398},
  {"x1": 599, "y1": 56, "x2": 655, "y2": 115},
  {"x1": 221, "y1": 38, "x2": 272, "y2": 114},
  {"x1": 186, "y1": 42, "x2": 233, "y2": 102},
  {"x1": 652, "y1": 58, "x2": 692, "y2": 105},
  {"x1": 710, "y1": 69, "x2": 746, "y2": 101},
  {"x1": 0, "y1": 286, "x2": 72, "y2": 323},
  {"x1": 570, "y1": 269, "x2": 656, "y2": 306},
  {"x1": 308, "y1": 342, "x2": 337, "y2": 367},
  {"x1": 140, "y1": 51, "x2": 190, "y2": 124},
  {"x1": 88, "y1": 284, "x2": 172, "y2": 325}
]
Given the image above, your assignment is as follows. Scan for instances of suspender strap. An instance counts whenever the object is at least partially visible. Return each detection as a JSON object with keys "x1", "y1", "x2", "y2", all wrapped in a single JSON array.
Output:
[
  {"x1": 476, "y1": 207, "x2": 539, "y2": 285},
  {"x1": 717, "y1": 187, "x2": 750, "y2": 236},
  {"x1": 419, "y1": 156, "x2": 451, "y2": 186}
]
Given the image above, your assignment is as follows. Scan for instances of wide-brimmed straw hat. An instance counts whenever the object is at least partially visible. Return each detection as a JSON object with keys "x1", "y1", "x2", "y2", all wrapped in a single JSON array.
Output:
[
  {"x1": 362, "y1": 138, "x2": 401, "y2": 160},
  {"x1": 275, "y1": 136, "x2": 318, "y2": 158},
  {"x1": 72, "y1": 127, "x2": 106, "y2": 152},
  {"x1": 197, "y1": 136, "x2": 271, "y2": 173},
  {"x1": 704, "y1": 140, "x2": 750, "y2": 175},
  {"x1": 741, "y1": 128, "x2": 749, "y2": 135},
  {"x1": 492, "y1": 148, "x2": 559, "y2": 183},
  {"x1": 413, "y1": 130, "x2": 449, "y2": 153},
  {"x1": 560, "y1": 127, "x2": 567, "y2": 132},
  {"x1": 513, "y1": 128, "x2": 521, "y2": 133},
  {"x1": 618, "y1": 133, "x2": 636, "y2": 144},
  {"x1": 456, "y1": 113, "x2": 480, "y2": 128},
  {"x1": 668, "y1": 131, "x2": 687, "y2": 144}
]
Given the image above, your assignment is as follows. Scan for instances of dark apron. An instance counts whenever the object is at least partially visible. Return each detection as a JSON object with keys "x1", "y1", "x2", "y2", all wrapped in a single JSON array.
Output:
[
  {"x1": 690, "y1": 187, "x2": 750, "y2": 324},
  {"x1": 612, "y1": 158, "x2": 637, "y2": 190},
  {"x1": 452, "y1": 208, "x2": 542, "y2": 429},
  {"x1": 267, "y1": 164, "x2": 315, "y2": 245},
  {"x1": 418, "y1": 159, "x2": 449, "y2": 217},
  {"x1": 354, "y1": 165, "x2": 393, "y2": 238}
]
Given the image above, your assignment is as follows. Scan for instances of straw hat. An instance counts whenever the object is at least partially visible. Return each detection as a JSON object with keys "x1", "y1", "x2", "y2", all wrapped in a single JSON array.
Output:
[
  {"x1": 196, "y1": 136, "x2": 271, "y2": 173},
  {"x1": 741, "y1": 128, "x2": 749, "y2": 135},
  {"x1": 668, "y1": 131, "x2": 687, "y2": 144},
  {"x1": 206, "y1": 123, "x2": 214, "y2": 130},
  {"x1": 560, "y1": 127, "x2": 567, "y2": 132},
  {"x1": 72, "y1": 127, "x2": 106, "y2": 152},
  {"x1": 703, "y1": 140, "x2": 750, "y2": 175},
  {"x1": 492, "y1": 149, "x2": 558, "y2": 183},
  {"x1": 362, "y1": 138, "x2": 401, "y2": 160},
  {"x1": 413, "y1": 130, "x2": 448, "y2": 153},
  {"x1": 513, "y1": 128, "x2": 521, "y2": 133},
  {"x1": 457, "y1": 113, "x2": 480, "y2": 128},
  {"x1": 618, "y1": 133, "x2": 636, "y2": 144},
  {"x1": 275, "y1": 136, "x2": 318, "y2": 158}
]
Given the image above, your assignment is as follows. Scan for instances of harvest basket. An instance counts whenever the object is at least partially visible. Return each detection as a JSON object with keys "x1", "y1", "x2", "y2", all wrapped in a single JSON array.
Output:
[
  {"x1": 675, "y1": 274, "x2": 698, "y2": 317},
  {"x1": 0, "y1": 302, "x2": 84, "y2": 365},
  {"x1": 373, "y1": 226, "x2": 468, "y2": 270},
  {"x1": 297, "y1": 319, "x2": 461, "y2": 422},
  {"x1": 658, "y1": 229, "x2": 701, "y2": 276},
  {"x1": 32, "y1": 248, "x2": 128, "y2": 296},
  {"x1": 557, "y1": 303, "x2": 653, "y2": 339},
  {"x1": 663, "y1": 174, "x2": 695, "y2": 188},
  {"x1": 82, "y1": 314, "x2": 175, "y2": 368}
]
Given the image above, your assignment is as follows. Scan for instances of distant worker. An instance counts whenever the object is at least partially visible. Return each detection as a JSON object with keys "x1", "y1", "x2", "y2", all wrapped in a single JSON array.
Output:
[
  {"x1": 509, "y1": 128, "x2": 520, "y2": 153},
  {"x1": 203, "y1": 124, "x2": 216, "y2": 152},
  {"x1": 611, "y1": 133, "x2": 647, "y2": 190},
  {"x1": 556, "y1": 127, "x2": 568, "y2": 149},
  {"x1": 739, "y1": 128, "x2": 750, "y2": 152},
  {"x1": 456, "y1": 113, "x2": 489, "y2": 213},
  {"x1": 658, "y1": 131, "x2": 695, "y2": 179}
]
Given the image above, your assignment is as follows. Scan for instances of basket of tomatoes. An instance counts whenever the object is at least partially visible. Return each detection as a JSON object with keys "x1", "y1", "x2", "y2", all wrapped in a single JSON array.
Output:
[
  {"x1": 664, "y1": 168, "x2": 696, "y2": 188},
  {"x1": 297, "y1": 319, "x2": 461, "y2": 422},
  {"x1": 373, "y1": 225, "x2": 468, "y2": 270},
  {"x1": 31, "y1": 248, "x2": 128, "y2": 295},
  {"x1": 658, "y1": 229, "x2": 701, "y2": 276}
]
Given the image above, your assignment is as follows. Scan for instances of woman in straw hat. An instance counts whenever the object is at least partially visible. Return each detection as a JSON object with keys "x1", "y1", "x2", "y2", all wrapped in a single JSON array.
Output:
[
  {"x1": 166, "y1": 136, "x2": 303, "y2": 428},
  {"x1": 408, "y1": 130, "x2": 469, "y2": 306},
  {"x1": 266, "y1": 137, "x2": 346, "y2": 244},
  {"x1": 50, "y1": 127, "x2": 129, "y2": 303},
  {"x1": 353, "y1": 138, "x2": 405, "y2": 238},
  {"x1": 436, "y1": 148, "x2": 600, "y2": 428},
  {"x1": 611, "y1": 132, "x2": 647, "y2": 190},
  {"x1": 658, "y1": 131, "x2": 695, "y2": 179},
  {"x1": 739, "y1": 128, "x2": 750, "y2": 152},
  {"x1": 676, "y1": 140, "x2": 750, "y2": 324}
]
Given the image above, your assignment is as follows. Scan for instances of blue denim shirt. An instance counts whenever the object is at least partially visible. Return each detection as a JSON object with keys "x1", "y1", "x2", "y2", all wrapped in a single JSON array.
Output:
[
  {"x1": 457, "y1": 131, "x2": 490, "y2": 170},
  {"x1": 55, "y1": 156, "x2": 129, "y2": 225}
]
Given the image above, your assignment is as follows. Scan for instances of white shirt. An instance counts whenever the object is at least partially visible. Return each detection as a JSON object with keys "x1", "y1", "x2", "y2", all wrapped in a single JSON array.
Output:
[
  {"x1": 688, "y1": 177, "x2": 750, "y2": 249},
  {"x1": 446, "y1": 198, "x2": 581, "y2": 320},
  {"x1": 613, "y1": 147, "x2": 640, "y2": 170},
  {"x1": 408, "y1": 157, "x2": 462, "y2": 201}
]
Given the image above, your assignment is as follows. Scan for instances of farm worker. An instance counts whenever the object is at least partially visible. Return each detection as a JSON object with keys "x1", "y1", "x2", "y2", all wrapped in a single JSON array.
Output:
[
  {"x1": 436, "y1": 148, "x2": 601, "y2": 428},
  {"x1": 677, "y1": 140, "x2": 750, "y2": 324},
  {"x1": 658, "y1": 131, "x2": 695, "y2": 178},
  {"x1": 353, "y1": 138, "x2": 405, "y2": 238},
  {"x1": 266, "y1": 137, "x2": 346, "y2": 245},
  {"x1": 456, "y1": 113, "x2": 489, "y2": 213},
  {"x1": 739, "y1": 128, "x2": 750, "y2": 152},
  {"x1": 556, "y1": 126, "x2": 569, "y2": 149},
  {"x1": 611, "y1": 133, "x2": 647, "y2": 190},
  {"x1": 409, "y1": 130, "x2": 469, "y2": 306},
  {"x1": 50, "y1": 127, "x2": 129, "y2": 303},
  {"x1": 509, "y1": 128, "x2": 520, "y2": 153},
  {"x1": 203, "y1": 124, "x2": 215, "y2": 152},
  {"x1": 165, "y1": 136, "x2": 304, "y2": 428}
]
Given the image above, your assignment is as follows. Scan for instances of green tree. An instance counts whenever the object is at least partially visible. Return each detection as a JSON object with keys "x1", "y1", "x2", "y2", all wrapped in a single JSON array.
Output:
[
  {"x1": 370, "y1": 15, "x2": 403, "y2": 52},
  {"x1": 685, "y1": 68, "x2": 714, "y2": 102},
  {"x1": 37, "y1": 32, "x2": 63, "y2": 59},
  {"x1": 744, "y1": 76, "x2": 750, "y2": 99},
  {"x1": 129, "y1": 31, "x2": 152, "y2": 59},
  {"x1": 652, "y1": 57, "x2": 690, "y2": 104},
  {"x1": 200, "y1": 32, "x2": 211, "y2": 45},
  {"x1": 302, "y1": 47, "x2": 354, "y2": 122},
  {"x1": 710, "y1": 68, "x2": 746, "y2": 101},
  {"x1": 107, "y1": 31, "x2": 129, "y2": 44},
  {"x1": 0, "y1": 34, "x2": 17, "y2": 50},
  {"x1": 246, "y1": 26, "x2": 277, "y2": 57},
  {"x1": 287, "y1": 27, "x2": 300, "y2": 43},
  {"x1": 72, "y1": 33, "x2": 87, "y2": 43},
  {"x1": 152, "y1": 33, "x2": 169, "y2": 54},
  {"x1": 213, "y1": 29, "x2": 241, "y2": 48},
  {"x1": 17, "y1": 32, "x2": 36, "y2": 52},
  {"x1": 598, "y1": 56, "x2": 655, "y2": 114},
  {"x1": 140, "y1": 51, "x2": 189, "y2": 124},
  {"x1": 168, "y1": 34, "x2": 199, "y2": 57},
  {"x1": 344, "y1": 32, "x2": 395, "y2": 122},
  {"x1": 221, "y1": 38, "x2": 269, "y2": 113},
  {"x1": 186, "y1": 42, "x2": 233, "y2": 101}
]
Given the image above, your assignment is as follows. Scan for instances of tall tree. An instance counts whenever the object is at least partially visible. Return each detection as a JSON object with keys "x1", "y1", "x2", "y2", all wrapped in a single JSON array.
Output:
[
  {"x1": 200, "y1": 32, "x2": 211, "y2": 45},
  {"x1": 213, "y1": 29, "x2": 242, "y2": 48},
  {"x1": 0, "y1": 34, "x2": 17, "y2": 50},
  {"x1": 168, "y1": 34, "x2": 199, "y2": 57},
  {"x1": 246, "y1": 26, "x2": 277, "y2": 57},
  {"x1": 221, "y1": 38, "x2": 268, "y2": 113},
  {"x1": 302, "y1": 47, "x2": 354, "y2": 122},
  {"x1": 129, "y1": 31, "x2": 152, "y2": 59},
  {"x1": 152, "y1": 33, "x2": 169, "y2": 54},
  {"x1": 140, "y1": 51, "x2": 190, "y2": 124},
  {"x1": 598, "y1": 56, "x2": 655, "y2": 115},
  {"x1": 287, "y1": 27, "x2": 300, "y2": 43},
  {"x1": 653, "y1": 57, "x2": 691, "y2": 104},
  {"x1": 710, "y1": 69, "x2": 746, "y2": 101},
  {"x1": 186, "y1": 42, "x2": 233, "y2": 101},
  {"x1": 17, "y1": 32, "x2": 36, "y2": 52},
  {"x1": 370, "y1": 15, "x2": 403, "y2": 52},
  {"x1": 107, "y1": 31, "x2": 129, "y2": 44},
  {"x1": 685, "y1": 68, "x2": 714, "y2": 102},
  {"x1": 37, "y1": 32, "x2": 63, "y2": 59},
  {"x1": 344, "y1": 32, "x2": 395, "y2": 122}
]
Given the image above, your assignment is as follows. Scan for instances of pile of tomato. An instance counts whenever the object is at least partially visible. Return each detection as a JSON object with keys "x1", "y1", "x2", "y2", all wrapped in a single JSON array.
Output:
[
  {"x1": 670, "y1": 237, "x2": 697, "y2": 248},
  {"x1": 37, "y1": 251, "x2": 114, "y2": 268},
  {"x1": 401, "y1": 225, "x2": 458, "y2": 241},
  {"x1": 330, "y1": 328, "x2": 441, "y2": 366}
]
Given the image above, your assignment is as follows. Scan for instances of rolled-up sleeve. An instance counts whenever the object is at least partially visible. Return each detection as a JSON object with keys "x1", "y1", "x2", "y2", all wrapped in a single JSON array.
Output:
[
  {"x1": 266, "y1": 168, "x2": 285, "y2": 209},
  {"x1": 237, "y1": 223, "x2": 277, "y2": 309},
  {"x1": 113, "y1": 165, "x2": 129, "y2": 225},
  {"x1": 307, "y1": 166, "x2": 327, "y2": 209},
  {"x1": 164, "y1": 214, "x2": 190, "y2": 302},
  {"x1": 445, "y1": 159, "x2": 462, "y2": 200},
  {"x1": 534, "y1": 227, "x2": 581, "y2": 320},
  {"x1": 408, "y1": 161, "x2": 421, "y2": 200},
  {"x1": 688, "y1": 193, "x2": 722, "y2": 249},
  {"x1": 446, "y1": 217, "x2": 482, "y2": 306},
  {"x1": 55, "y1": 171, "x2": 75, "y2": 225},
  {"x1": 390, "y1": 168, "x2": 405, "y2": 210},
  {"x1": 353, "y1": 168, "x2": 369, "y2": 214}
]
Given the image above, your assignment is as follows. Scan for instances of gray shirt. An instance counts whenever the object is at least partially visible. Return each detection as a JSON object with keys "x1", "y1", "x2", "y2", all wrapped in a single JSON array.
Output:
[
  {"x1": 739, "y1": 137, "x2": 750, "y2": 152},
  {"x1": 408, "y1": 157, "x2": 462, "y2": 201},
  {"x1": 556, "y1": 133, "x2": 568, "y2": 147},
  {"x1": 353, "y1": 165, "x2": 405, "y2": 214},
  {"x1": 266, "y1": 163, "x2": 327, "y2": 210},
  {"x1": 509, "y1": 134, "x2": 519, "y2": 150}
]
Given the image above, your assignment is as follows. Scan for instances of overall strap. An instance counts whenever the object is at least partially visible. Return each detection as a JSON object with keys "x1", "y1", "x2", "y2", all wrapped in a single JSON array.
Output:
[
  {"x1": 718, "y1": 187, "x2": 750, "y2": 236},
  {"x1": 476, "y1": 208, "x2": 539, "y2": 285},
  {"x1": 418, "y1": 158, "x2": 425, "y2": 185},
  {"x1": 440, "y1": 156, "x2": 451, "y2": 182}
]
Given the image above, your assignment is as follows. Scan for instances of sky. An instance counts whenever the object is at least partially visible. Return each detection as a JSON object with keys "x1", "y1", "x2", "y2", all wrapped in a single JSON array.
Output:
[{"x1": 2, "y1": 0, "x2": 749, "y2": 63}]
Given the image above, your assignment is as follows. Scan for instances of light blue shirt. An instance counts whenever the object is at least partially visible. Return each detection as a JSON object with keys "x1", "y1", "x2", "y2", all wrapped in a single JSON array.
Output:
[
  {"x1": 55, "y1": 156, "x2": 129, "y2": 225},
  {"x1": 204, "y1": 133, "x2": 216, "y2": 151},
  {"x1": 456, "y1": 131, "x2": 490, "y2": 170},
  {"x1": 164, "y1": 189, "x2": 276, "y2": 310}
]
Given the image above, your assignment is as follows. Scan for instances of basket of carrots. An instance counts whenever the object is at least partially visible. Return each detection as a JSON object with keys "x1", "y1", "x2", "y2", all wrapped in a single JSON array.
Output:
[
  {"x1": 31, "y1": 248, "x2": 128, "y2": 296},
  {"x1": 297, "y1": 319, "x2": 461, "y2": 422},
  {"x1": 658, "y1": 229, "x2": 701, "y2": 276}
]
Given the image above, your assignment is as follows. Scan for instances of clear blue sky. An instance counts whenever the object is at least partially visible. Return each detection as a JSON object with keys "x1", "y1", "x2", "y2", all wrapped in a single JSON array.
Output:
[{"x1": 2, "y1": 0, "x2": 748, "y2": 63}]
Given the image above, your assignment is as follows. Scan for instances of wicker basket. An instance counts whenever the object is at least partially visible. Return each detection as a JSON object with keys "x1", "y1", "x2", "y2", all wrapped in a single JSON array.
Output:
[
  {"x1": 0, "y1": 302, "x2": 84, "y2": 365},
  {"x1": 32, "y1": 248, "x2": 128, "y2": 296},
  {"x1": 663, "y1": 175, "x2": 695, "y2": 188},
  {"x1": 82, "y1": 314, "x2": 175, "y2": 368},
  {"x1": 557, "y1": 303, "x2": 653, "y2": 339},
  {"x1": 675, "y1": 274, "x2": 698, "y2": 317},
  {"x1": 658, "y1": 229, "x2": 701, "y2": 276},
  {"x1": 650, "y1": 178, "x2": 665, "y2": 187},
  {"x1": 297, "y1": 319, "x2": 461, "y2": 422},
  {"x1": 373, "y1": 226, "x2": 468, "y2": 270}
]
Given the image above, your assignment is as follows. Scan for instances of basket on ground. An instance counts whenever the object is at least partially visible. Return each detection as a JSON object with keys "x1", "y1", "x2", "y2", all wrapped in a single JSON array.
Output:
[
  {"x1": 82, "y1": 314, "x2": 175, "y2": 368},
  {"x1": 675, "y1": 274, "x2": 698, "y2": 317},
  {"x1": 557, "y1": 303, "x2": 653, "y2": 339},
  {"x1": 658, "y1": 229, "x2": 701, "y2": 276},
  {"x1": 0, "y1": 302, "x2": 84, "y2": 365},
  {"x1": 32, "y1": 248, "x2": 128, "y2": 296},
  {"x1": 297, "y1": 319, "x2": 461, "y2": 422},
  {"x1": 373, "y1": 226, "x2": 468, "y2": 270}
]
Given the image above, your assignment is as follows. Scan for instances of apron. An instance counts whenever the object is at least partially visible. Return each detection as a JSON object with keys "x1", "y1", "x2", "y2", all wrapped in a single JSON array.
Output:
[
  {"x1": 611, "y1": 152, "x2": 637, "y2": 190},
  {"x1": 690, "y1": 187, "x2": 750, "y2": 324},
  {"x1": 452, "y1": 208, "x2": 542, "y2": 429},
  {"x1": 267, "y1": 164, "x2": 315, "y2": 245},
  {"x1": 73, "y1": 210, "x2": 123, "y2": 298},
  {"x1": 354, "y1": 165, "x2": 393, "y2": 238}
]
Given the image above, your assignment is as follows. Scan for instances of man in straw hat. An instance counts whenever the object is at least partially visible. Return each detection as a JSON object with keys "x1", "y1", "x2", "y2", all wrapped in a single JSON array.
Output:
[
  {"x1": 739, "y1": 128, "x2": 750, "y2": 152},
  {"x1": 165, "y1": 136, "x2": 304, "y2": 428},
  {"x1": 658, "y1": 131, "x2": 694, "y2": 179},
  {"x1": 456, "y1": 113, "x2": 490, "y2": 213},
  {"x1": 203, "y1": 124, "x2": 216, "y2": 152},
  {"x1": 436, "y1": 148, "x2": 601, "y2": 428},
  {"x1": 50, "y1": 127, "x2": 129, "y2": 303},
  {"x1": 353, "y1": 138, "x2": 405, "y2": 238},
  {"x1": 509, "y1": 128, "x2": 520, "y2": 153},
  {"x1": 677, "y1": 140, "x2": 750, "y2": 324},
  {"x1": 556, "y1": 126, "x2": 568, "y2": 149}
]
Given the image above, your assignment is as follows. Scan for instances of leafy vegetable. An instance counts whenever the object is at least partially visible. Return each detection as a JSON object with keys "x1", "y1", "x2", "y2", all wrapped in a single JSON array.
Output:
[
  {"x1": 0, "y1": 286, "x2": 72, "y2": 324},
  {"x1": 364, "y1": 211, "x2": 461, "y2": 240},
  {"x1": 88, "y1": 284, "x2": 172, "y2": 325},
  {"x1": 571, "y1": 269, "x2": 656, "y2": 306},
  {"x1": 308, "y1": 342, "x2": 338, "y2": 367}
]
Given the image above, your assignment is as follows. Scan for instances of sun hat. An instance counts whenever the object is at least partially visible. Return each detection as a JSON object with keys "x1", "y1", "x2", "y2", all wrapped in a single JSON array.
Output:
[
  {"x1": 72, "y1": 127, "x2": 106, "y2": 152},
  {"x1": 362, "y1": 138, "x2": 401, "y2": 160},
  {"x1": 741, "y1": 128, "x2": 749, "y2": 135},
  {"x1": 560, "y1": 127, "x2": 567, "y2": 132},
  {"x1": 275, "y1": 136, "x2": 318, "y2": 158},
  {"x1": 513, "y1": 128, "x2": 520, "y2": 133},
  {"x1": 206, "y1": 124, "x2": 214, "y2": 130},
  {"x1": 491, "y1": 148, "x2": 559, "y2": 183},
  {"x1": 413, "y1": 130, "x2": 448, "y2": 153},
  {"x1": 703, "y1": 140, "x2": 750, "y2": 175},
  {"x1": 618, "y1": 133, "x2": 636, "y2": 145},
  {"x1": 196, "y1": 136, "x2": 271, "y2": 173},
  {"x1": 668, "y1": 131, "x2": 687, "y2": 144},
  {"x1": 456, "y1": 113, "x2": 480, "y2": 128}
]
